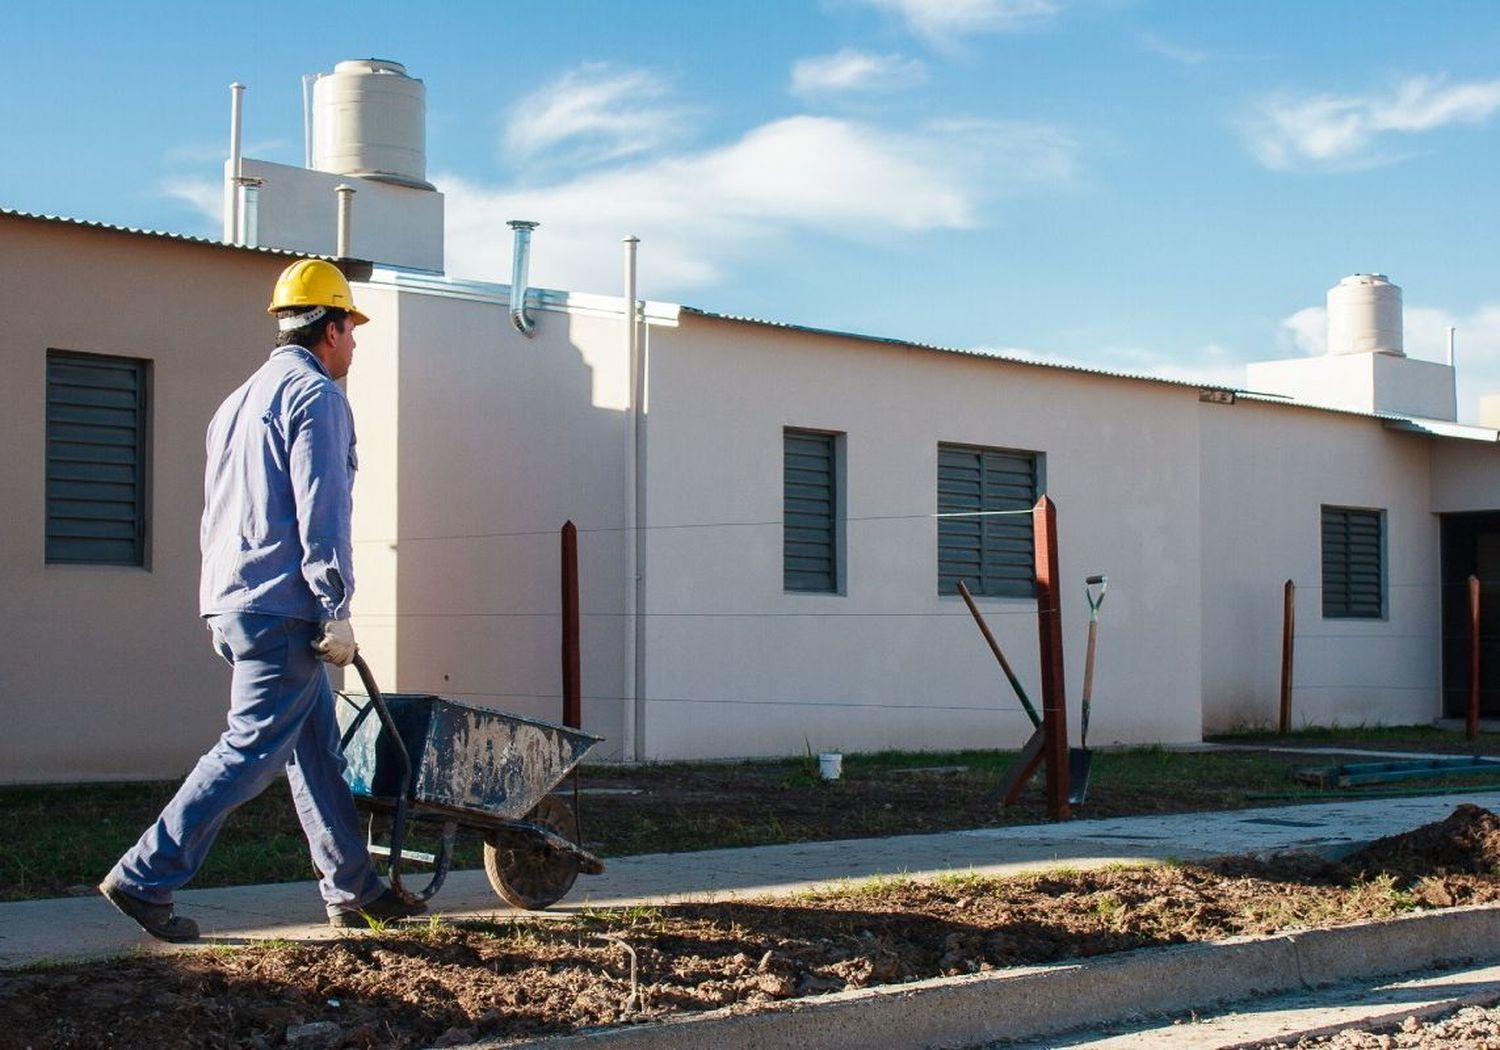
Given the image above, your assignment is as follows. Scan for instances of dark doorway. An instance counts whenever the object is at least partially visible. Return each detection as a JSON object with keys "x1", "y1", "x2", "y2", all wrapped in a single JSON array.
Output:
[{"x1": 1441, "y1": 512, "x2": 1500, "y2": 717}]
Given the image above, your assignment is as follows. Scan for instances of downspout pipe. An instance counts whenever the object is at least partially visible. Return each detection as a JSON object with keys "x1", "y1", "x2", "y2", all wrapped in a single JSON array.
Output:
[
  {"x1": 224, "y1": 83, "x2": 245, "y2": 243},
  {"x1": 623, "y1": 235, "x2": 642, "y2": 761},
  {"x1": 508, "y1": 220, "x2": 539, "y2": 336}
]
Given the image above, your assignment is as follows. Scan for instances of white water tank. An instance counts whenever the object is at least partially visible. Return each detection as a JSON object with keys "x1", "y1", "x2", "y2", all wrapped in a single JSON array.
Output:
[
  {"x1": 1326, "y1": 273, "x2": 1404, "y2": 356},
  {"x1": 312, "y1": 59, "x2": 432, "y2": 189}
]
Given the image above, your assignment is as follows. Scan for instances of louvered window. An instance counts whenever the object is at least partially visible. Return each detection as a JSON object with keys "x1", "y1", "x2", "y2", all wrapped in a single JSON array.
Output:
[
  {"x1": 45, "y1": 351, "x2": 149, "y2": 566},
  {"x1": 784, "y1": 429, "x2": 841, "y2": 593},
  {"x1": 938, "y1": 443, "x2": 1040, "y2": 598},
  {"x1": 1321, "y1": 506, "x2": 1383, "y2": 618}
]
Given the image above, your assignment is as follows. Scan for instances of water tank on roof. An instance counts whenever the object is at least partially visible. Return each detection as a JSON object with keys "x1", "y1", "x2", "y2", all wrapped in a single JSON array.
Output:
[
  {"x1": 1327, "y1": 273, "x2": 1404, "y2": 356},
  {"x1": 312, "y1": 59, "x2": 433, "y2": 189}
]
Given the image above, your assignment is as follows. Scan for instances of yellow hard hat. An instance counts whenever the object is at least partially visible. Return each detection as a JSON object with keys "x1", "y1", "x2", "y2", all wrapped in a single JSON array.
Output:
[{"x1": 267, "y1": 259, "x2": 369, "y2": 325}]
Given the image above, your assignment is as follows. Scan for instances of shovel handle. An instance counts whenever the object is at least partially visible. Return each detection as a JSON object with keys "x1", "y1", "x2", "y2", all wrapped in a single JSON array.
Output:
[
  {"x1": 956, "y1": 580, "x2": 1042, "y2": 728},
  {"x1": 1080, "y1": 577, "x2": 1105, "y2": 746},
  {"x1": 1086, "y1": 575, "x2": 1108, "y2": 619}
]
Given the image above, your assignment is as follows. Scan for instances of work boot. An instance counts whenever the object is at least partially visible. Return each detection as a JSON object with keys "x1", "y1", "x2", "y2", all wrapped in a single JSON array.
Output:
[
  {"x1": 98, "y1": 879, "x2": 200, "y2": 943},
  {"x1": 328, "y1": 888, "x2": 427, "y2": 929}
]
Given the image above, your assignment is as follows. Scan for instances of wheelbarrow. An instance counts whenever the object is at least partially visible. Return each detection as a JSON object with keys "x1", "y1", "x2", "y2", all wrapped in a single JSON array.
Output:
[{"x1": 335, "y1": 654, "x2": 606, "y2": 911}]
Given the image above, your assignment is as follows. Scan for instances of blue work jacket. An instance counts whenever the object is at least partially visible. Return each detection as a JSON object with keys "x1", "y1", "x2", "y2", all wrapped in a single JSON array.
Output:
[{"x1": 199, "y1": 346, "x2": 357, "y2": 622}]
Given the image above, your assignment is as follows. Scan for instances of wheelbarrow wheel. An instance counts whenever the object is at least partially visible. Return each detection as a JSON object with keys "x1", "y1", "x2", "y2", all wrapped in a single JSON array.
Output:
[{"x1": 483, "y1": 794, "x2": 580, "y2": 910}]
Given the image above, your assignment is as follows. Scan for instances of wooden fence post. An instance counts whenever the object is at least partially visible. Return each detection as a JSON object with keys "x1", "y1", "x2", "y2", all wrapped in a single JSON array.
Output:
[
  {"x1": 562, "y1": 521, "x2": 581, "y2": 729},
  {"x1": 1469, "y1": 574, "x2": 1481, "y2": 741},
  {"x1": 1279, "y1": 580, "x2": 1295, "y2": 734},
  {"x1": 1032, "y1": 496, "x2": 1071, "y2": 821}
]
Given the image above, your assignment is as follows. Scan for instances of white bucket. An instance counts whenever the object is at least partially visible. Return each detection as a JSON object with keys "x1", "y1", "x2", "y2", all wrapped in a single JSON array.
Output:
[{"x1": 818, "y1": 752, "x2": 843, "y2": 781}]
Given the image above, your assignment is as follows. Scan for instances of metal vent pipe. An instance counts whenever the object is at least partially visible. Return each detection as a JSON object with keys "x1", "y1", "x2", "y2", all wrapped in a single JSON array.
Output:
[
  {"x1": 235, "y1": 177, "x2": 263, "y2": 248},
  {"x1": 508, "y1": 220, "x2": 539, "y2": 336},
  {"x1": 301, "y1": 74, "x2": 316, "y2": 168},
  {"x1": 224, "y1": 83, "x2": 245, "y2": 243},
  {"x1": 336, "y1": 184, "x2": 356, "y2": 258}
]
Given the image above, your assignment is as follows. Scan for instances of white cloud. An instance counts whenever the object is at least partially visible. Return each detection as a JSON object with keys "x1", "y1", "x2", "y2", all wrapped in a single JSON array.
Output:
[
  {"x1": 161, "y1": 176, "x2": 222, "y2": 231},
  {"x1": 1244, "y1": 74, "x2": 1500, "y2": 171},
  {"x1": 1407, "y1": 304, "x2": 1500, "y2": 423},
  {"x1": 1136, "y1": 32, "x2": 1210, "y2": 66},
  {"x1": 1280, "y1": 305, "x2": 1327, "y2": 356},
  {"x1": 856, "y1": 0, "x2": 1061, "y2": 46},
  {"x1": 504, "y1": 64, "x2": 689, "y2": 167},
  {"x1": 790, "y1": 49, "x2": 927, "y2": 96},
  {"x1": 441, "y1": 114, "x2": 1076, "y2": 296}
]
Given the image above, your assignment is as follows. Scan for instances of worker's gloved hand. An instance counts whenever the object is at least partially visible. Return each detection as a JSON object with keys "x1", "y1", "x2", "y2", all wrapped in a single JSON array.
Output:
[{"x1": 313, "y1": 618, "x2": 358, "y2": 667}]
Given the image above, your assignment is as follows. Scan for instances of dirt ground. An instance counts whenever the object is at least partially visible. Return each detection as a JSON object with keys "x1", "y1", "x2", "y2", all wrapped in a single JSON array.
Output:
[
  {"x1": 6, "y1": 804, "x2": 1500, "y2": 1050},
  {"x1": 1261, "y1": 1003, "x2": 1500, "y2": 1048}
]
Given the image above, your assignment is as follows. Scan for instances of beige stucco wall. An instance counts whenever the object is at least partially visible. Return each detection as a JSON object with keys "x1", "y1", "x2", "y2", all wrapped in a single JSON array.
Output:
[
  {"x1": 1197, "y1": 401, "x2": 1442, "y2": 733},
  {"x1": 346, "y1": 280, "x2": 634, "y2": 757},
  {"x1": 635, "y1": 317, "x2": 1206, "y2": 760},
  {"x1": 1430, "y1": 439, "x2": 1500, "y2": 513},
  {"x1": 0, "y1": 215, "x2": 293, "y2": 782}
]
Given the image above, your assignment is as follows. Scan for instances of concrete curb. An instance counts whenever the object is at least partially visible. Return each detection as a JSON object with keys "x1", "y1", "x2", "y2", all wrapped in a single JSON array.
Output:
[{"x1": 469, "y1": 903, "x2": 1500, "y2": 1050}]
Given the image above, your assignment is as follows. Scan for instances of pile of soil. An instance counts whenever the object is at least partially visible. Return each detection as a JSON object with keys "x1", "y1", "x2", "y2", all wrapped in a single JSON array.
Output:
[
  {"x1": 6, "y1": 805, "x2": 1500, "y2": 1050},
  {"x1": 1263, "y1": 1003, "x2": 1500, "y2": 1048}
]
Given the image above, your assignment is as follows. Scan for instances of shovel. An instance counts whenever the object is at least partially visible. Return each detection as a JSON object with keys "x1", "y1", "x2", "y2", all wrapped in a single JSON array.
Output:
[{"x1": 1068, "y1": 575, "x2": 1108, "y2": 805}]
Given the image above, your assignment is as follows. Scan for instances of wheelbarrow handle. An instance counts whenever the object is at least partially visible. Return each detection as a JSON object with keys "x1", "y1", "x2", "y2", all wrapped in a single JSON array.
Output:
[{"x1": 347, "y1": 653, "x2": 429, "y2": 905}]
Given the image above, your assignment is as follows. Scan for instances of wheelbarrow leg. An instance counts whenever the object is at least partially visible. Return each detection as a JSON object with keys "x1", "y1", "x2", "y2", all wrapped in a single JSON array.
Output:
[{"x1": 387, "y1": 820, "x2": 457, "y2": 904}]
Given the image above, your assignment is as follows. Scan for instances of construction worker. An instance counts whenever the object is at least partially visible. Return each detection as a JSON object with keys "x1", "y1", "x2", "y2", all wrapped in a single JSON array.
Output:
[{"x1": 99, "y1": 259, "x2": 424, "y2": 941}]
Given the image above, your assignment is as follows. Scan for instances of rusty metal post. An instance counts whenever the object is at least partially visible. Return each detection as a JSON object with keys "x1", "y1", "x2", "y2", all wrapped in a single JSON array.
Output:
[
  {"x1": 1032, "y1": 496, "x2": 1071, "y2": 821},
  {"x1": 1279, "y1": 580, "x2": 1295, "y2": 734},
  {"x1": 562, "y1": 521, "x2": 581, "y2": 729},
  {"x1": 1470, "y1": 574, "x2": 1482, "y2": 741}
]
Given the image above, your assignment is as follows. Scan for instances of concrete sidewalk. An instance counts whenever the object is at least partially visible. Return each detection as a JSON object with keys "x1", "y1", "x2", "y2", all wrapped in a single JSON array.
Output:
[{"x1": 6, "y1": 789, "x2": 1500, "y2": 969}]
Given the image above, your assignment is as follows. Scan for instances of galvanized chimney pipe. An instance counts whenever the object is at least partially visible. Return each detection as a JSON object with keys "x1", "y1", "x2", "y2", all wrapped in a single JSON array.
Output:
[
  {"x1": 224, "y1": 83, "x2": 245, "y2": 243},
  {"x1": 336, "y1": 184, "x2": 356, "y2": 258},
  {"x1": 301, "y1": 73, "x2": 317, "y2": 169},
  {"x1": 235, "y1": 177, "x2": 263, "y2": 248},
  {"x1": 507, "y1": 220, "x2": 539, "y2": 336}
]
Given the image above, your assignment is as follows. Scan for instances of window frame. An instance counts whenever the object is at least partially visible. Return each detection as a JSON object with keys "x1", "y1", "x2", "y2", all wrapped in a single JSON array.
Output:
[
  {"x1": 782, "y1": 427, "x2": 845, "y2": 595},
  {"x1": 44, "y1": 349, "x2": 152, "y2": 568},
  {"x1": 937, "y1": 441, "x2": 1043, "y2": 599},
  {"x1": 1320, "y1": 504, "x2": 1385, "y2": 620}
]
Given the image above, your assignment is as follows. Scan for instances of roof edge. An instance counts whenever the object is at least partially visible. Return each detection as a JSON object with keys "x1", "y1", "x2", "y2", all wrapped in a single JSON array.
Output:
[{"x1": 1, "y1": 207, "x2": 331, "y2": 260}]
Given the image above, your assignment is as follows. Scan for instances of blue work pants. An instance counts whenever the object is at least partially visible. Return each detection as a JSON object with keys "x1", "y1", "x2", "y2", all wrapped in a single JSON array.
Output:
[{"x1": 109, "y1": 613, "x2": 382, "y2": 913}]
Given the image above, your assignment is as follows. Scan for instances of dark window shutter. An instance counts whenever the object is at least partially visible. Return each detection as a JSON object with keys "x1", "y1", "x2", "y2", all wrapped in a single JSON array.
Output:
[
  {"x1": 1321, "y1": 506, "x2": 1383, "y2": 618},
  {"x1": 784, "y1": 429, "x2": 837, "y2": 592},
  {"x1": 938, "y1": 444, "x2": 1038, "y2": 597},
  {"x1": 46, "y1": 351, "x2": 148, "y2": 566}
]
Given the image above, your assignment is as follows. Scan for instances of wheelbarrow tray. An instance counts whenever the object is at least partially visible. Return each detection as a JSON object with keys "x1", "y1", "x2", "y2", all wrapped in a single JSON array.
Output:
[{"x1": 337, "y1": 691, "x2": 601, "y2": 824}]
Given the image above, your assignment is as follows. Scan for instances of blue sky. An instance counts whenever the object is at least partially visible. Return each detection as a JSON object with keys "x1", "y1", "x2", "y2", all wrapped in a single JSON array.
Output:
[{"x1": 6, "y1": 1, "x2": 1500, "y2": 418}]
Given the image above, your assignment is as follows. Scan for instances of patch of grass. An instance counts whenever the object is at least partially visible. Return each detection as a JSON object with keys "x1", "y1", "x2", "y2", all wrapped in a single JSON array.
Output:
[
  {"x1": 1209, "y1": 723, "x2": 1500, "y2": 750},
  {"x1": 930, "y1": 869, "x2": 995, "y2": 893},
  {"x1": 9, "y1": 726, "x2": 1500, "y2": 902},
  {"x1": 1091, "y1": 892, "x2": 1125, "y2": 924},
  {"x1": 577, "y1": 903, "x2": 660, "y2": 926}
]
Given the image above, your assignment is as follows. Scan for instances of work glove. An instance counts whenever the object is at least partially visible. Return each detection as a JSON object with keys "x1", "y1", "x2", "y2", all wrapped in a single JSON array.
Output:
[{"x1": 313, "y1": 618, "x2": 358, "y2": 667}]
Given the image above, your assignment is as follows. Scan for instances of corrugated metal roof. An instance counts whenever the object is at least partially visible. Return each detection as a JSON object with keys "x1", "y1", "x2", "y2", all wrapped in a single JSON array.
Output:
[
  {"x1": 679, "y1": 305, "x2": 1499, "y2": 443},
  {"x1": 1381, "y1": 417, "x2": 1500, "y2": 442},
  {"x1": 678, "y1": 305, "x2": 1239, "y2": 395},
  {"x1": 0, "y1": 207, "x2": 325, "y2": 259},
  {"x1": 15, "y1": 207, "x2": 1484, "y2": 444}
]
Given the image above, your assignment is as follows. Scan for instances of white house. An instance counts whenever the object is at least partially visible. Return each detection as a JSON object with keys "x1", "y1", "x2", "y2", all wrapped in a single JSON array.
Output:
[{"x1": 4, "y1": 59, "x2": 1499, "y2": 781}]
